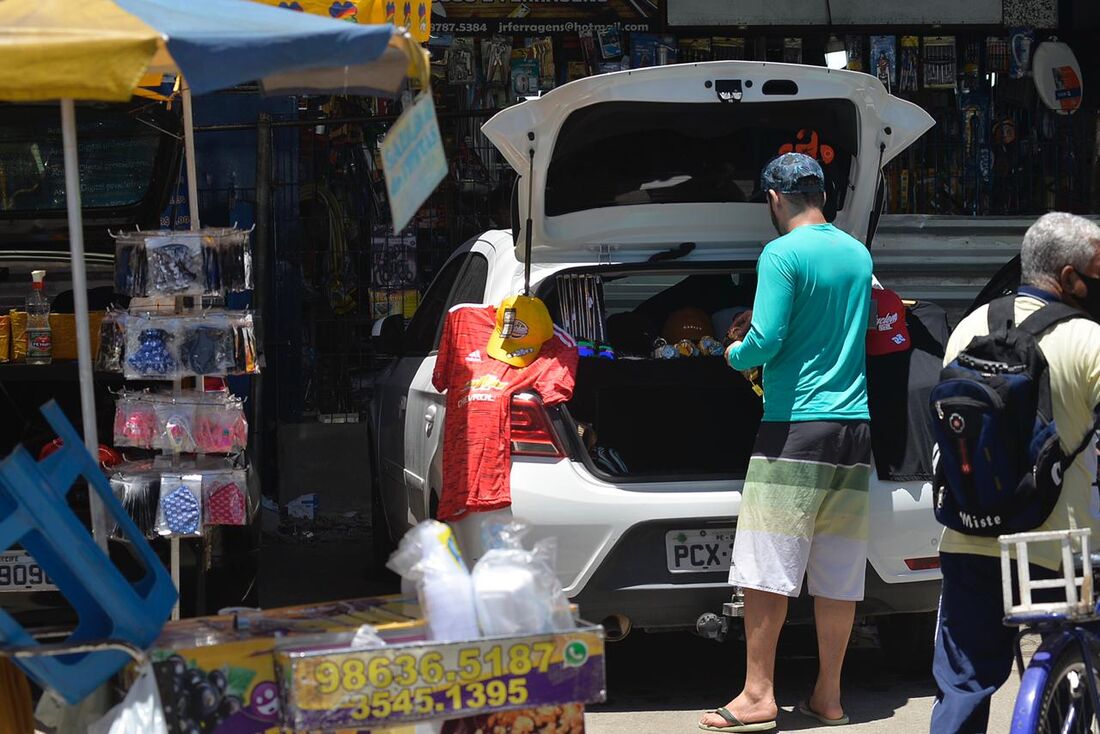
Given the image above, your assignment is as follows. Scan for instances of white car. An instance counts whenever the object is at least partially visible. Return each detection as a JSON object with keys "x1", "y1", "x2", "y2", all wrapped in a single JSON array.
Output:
[{"x1": 372, "y1": 61, "x2": 943, "y2": 655}]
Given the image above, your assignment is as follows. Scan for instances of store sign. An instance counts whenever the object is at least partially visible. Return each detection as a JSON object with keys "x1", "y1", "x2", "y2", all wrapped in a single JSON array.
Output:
[
  {"x1": 667, "y1": 0, "x2": 1000, "y2": 26},
  {"x1": 278, "y1": 628, "x2": 607, "y2": 730},
  {"x1": 381, "y1": 93, "x2": 448, "y2": 233},
  {"x1": 432, "y1": 0, "x2": 661, "y2": 34},
  {"x1": 261, "y1": 0, "x2": 431, "y2": 42}
]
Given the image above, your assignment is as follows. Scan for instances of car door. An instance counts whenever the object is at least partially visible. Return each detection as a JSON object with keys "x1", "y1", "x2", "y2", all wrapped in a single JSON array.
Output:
[
  {"x1": 375, "y1": 254, "x2": 467, "y2": 537},
  {"x1": 399, "y1": 244, "x2": 493, "y2": 529}
]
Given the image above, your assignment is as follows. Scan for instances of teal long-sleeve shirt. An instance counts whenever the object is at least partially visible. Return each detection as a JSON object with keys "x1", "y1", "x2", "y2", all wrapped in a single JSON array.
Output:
[{"x1": 727, "y1": 223, "x2": 872, "y2": 422}]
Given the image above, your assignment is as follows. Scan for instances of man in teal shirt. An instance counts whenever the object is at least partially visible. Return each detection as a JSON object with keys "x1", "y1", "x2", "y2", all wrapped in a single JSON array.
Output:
[{"x1": 701, "y1": 153, "x2": 873, "y2": 733}]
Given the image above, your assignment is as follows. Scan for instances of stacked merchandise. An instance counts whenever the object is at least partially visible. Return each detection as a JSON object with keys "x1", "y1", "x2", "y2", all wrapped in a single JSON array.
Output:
[
  {"x1": 113, "y1": 390, "x2": 248, "y2": 454},
  {"x1": 99, "y1": 227, "x2": 258, "y2": 578},
  {"x1": 96, "y1": 311, "x2": 260, "y2": 378}
]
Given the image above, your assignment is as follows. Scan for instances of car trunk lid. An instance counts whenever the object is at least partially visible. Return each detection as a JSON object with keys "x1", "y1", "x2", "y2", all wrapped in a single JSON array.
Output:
[{"x1": 482, "y1": 61, "x2": 934, "y2": 265}]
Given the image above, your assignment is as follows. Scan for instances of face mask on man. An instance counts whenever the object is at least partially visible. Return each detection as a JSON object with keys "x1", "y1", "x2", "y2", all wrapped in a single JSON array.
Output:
[{"x1": 1073, "y1": 269, "x2": 1100, "y2": 321}]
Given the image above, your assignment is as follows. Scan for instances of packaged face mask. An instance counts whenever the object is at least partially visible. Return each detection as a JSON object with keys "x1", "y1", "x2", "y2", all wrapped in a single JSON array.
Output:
[
  {"x1": 195, "y1": 402, "x2": 247, "y2": 454},
  {"x1": 154, "y1": 402, "x2": 197, "y2": 454},
  {"x1": 114, "y1": 399, "x2": 158, "y2": 448},
  {"x1": 145, "y1": 235, "x2": 204, "y2": 297},
  {"x1": 125, "y1": 321, "x2": 180, "y2": 380},
  {"x1": 97, "y1": 313, "x2": 127, "y2": 372},
  {"x1": 156, "y1": 473, "x2": 204, "y2": 537},
  {"x1": 179, "y1": 323, "x2": 235, "y2": 376},
  {"x1": 203, "y1": 470, "x2": 249, "y2": 526}
]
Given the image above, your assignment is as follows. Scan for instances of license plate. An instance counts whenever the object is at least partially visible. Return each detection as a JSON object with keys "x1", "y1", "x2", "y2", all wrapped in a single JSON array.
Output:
[
  {"x1": 0, "y1": 551, "x2": 56, "y2": 592},
  {"x1": 666, "y1": 528, "x2": 735, "y2": 573}
]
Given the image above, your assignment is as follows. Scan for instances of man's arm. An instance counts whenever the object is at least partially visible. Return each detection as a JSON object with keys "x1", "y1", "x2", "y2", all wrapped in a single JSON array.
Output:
[{"x1": 726, "y1": 248, "x2": 796, "y2": 371}]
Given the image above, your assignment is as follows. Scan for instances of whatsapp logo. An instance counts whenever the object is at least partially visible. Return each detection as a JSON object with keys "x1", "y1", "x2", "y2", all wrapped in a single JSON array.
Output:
[{"x1": 563, "y1": 640, "x2": 589, "y2": 668}]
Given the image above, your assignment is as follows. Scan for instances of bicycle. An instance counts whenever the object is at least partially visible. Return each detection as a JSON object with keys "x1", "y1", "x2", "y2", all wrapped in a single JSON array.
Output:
[{"x1": 1002, "y1": 527, "x2": 1100, "y2": 733}]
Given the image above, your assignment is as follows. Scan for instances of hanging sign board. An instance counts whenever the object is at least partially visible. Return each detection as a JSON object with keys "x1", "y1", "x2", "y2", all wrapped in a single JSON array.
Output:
[
  {"x1": 1032, "y1": 42, "x2": 1083, "y2": 115},
  {"x1": 381, "y1": 93, "x2": 448, "y2": 233},
  {"x1": 262, "y1": 0, "x2": 430, "y2": 43},
  {"x1": 432, "y1": 0, "x2": 661, "y2": 34}
]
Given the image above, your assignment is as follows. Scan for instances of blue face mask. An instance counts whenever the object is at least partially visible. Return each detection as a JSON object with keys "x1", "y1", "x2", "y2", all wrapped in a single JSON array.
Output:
[
  {"x1": 162, "y1": 485, "x2": 201, "y2": 535},
  {"x1": 1074, "y1": 270, "x2": 1100, "y2": 322}
]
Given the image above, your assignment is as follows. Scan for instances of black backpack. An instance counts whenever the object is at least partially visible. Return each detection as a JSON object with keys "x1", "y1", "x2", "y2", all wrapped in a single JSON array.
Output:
[{"x1": 929, "y1": 295, "x2": 1098, "y2": 536}]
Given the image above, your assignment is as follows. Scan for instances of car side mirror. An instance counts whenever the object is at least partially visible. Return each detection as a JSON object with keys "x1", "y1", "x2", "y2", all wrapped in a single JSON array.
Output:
[{"x1": 373, "y1": 314, "x2": 405, "y2": 355}]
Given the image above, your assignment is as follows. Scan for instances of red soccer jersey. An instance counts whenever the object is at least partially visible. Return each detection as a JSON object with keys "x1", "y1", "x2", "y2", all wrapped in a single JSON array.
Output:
[{"x1": 432, "y1": 304, "x2": 578, "y2": 521}]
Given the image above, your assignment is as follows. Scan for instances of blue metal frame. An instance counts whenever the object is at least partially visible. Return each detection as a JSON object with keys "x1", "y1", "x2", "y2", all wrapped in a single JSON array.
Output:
[{"x1": 1010, "y1": 615, "x2": 1100, "y2": 732}]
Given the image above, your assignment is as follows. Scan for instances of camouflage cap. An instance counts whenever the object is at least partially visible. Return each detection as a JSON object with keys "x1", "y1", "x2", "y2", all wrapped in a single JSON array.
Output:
[{"x1": 760, "y1": 152, "x2": 826, "y2": 195}]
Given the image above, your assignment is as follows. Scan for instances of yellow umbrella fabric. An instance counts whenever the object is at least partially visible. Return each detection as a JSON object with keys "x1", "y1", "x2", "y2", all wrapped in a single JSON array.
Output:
[{"x1": 0, "y1": 0, "x2": 160, "y2": 102}]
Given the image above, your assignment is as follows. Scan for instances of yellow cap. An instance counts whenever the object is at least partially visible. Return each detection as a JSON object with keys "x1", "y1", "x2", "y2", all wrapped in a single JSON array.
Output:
[{"x1": 486, "y1": 295, "x2": 554, "y2": 368}]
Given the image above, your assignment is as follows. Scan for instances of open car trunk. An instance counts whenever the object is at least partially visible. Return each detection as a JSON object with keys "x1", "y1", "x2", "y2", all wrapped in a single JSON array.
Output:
[
  {"x1": 565, "y1": 357, "x2": 762, "y2": 480},
  {"x1": 542, "y1": 268, "x2": 764, "y2": 480}
]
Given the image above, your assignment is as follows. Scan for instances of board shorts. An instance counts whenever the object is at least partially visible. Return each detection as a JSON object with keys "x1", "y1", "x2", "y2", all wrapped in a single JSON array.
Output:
[{"x1": 729, "y1": 420, "x2": 872, "y2": 601}]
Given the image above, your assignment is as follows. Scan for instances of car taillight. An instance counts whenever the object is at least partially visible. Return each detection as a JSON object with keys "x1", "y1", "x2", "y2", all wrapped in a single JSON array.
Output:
[
  {"x1": 510, "y1": 395, "x2": 565, "y2": 458},
  {"x1": 904, "y1": 556, "x2": 941, "y2": 571}
]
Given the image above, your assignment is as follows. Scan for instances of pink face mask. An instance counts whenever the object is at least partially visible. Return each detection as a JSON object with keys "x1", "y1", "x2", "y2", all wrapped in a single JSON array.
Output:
[
  {"x1": 206, "y1": 482, "x2": 246, "y2": 525},
  {"x1": 115, "y1": 404, "x2": 157, "y2": 447}
]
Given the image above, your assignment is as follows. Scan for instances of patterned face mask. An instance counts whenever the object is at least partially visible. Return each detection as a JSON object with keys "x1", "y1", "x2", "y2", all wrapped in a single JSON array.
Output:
[
  {"x1": 162, "y1": 485, "x2": 201, "y2": 535},
  {"x1": 180, "y1": 326, "x2": 233, "y2": 375},
  {"x1": 207, "y1": 482, "x2": 246, "y2": 526}
]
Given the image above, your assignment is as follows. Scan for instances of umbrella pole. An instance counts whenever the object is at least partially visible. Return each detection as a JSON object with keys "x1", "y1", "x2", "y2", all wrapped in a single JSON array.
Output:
[
  {"x1": 60, "y1": 99, "x2": 108, "y2": 552},
  {"x1": 182, "y1": 84, "x2": 200, "y2": 231}
]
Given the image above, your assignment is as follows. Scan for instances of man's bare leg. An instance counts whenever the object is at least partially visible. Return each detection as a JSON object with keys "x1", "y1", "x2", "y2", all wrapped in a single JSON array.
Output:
[
  {"x1": 808, "y1": 596, "x2": 855, "y2": 720},
  {"x1": 699, "y1": 588, "x2": 787, "y2": 727}
]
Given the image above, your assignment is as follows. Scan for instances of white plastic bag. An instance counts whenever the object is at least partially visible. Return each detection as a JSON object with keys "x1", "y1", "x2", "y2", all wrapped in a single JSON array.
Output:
[
  {"x1": 387, "y1": 520, "x2": 479, "y2": 642},
  {"x1": 472, "y1": 523, "x2": 575, "y2": 636},
  {"x1": 88, "y1": 663, "x2": 168, "y2": 734}
]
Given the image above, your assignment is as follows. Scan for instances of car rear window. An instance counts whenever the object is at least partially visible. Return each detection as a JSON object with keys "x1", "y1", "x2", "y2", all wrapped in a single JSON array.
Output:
[
  {"x1": 0, "y1": 106, "x2": 162, "y2": 213},
  {"x1": 545, "y1": 99, "x2": 858, "y2": 217}
]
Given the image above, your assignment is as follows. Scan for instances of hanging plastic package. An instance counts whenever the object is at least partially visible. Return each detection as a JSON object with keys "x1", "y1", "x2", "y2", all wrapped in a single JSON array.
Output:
[
  {"x1": 110, "y1": 473, "x2": 160, "y2": 538},
  {"x1": 471, "y1": 522, "x2": 575, "y2": 636},
  {"x1": 387, "y1": 520, "x2": 480, "y2": 641},
  {"x1": 178, "y1": 321, "x2": 235, "y2": 375},
  {"x1": 203, "y1": 471, "x2": 248, "y2": 526},
  {"x1": 125, "y1": 318, "x2": 179, "y2": 380},
  {"x1": 114, "y1": 397, "x2": 158, "y2": 448},
  {"x1": 144, "y1": 235, "x2": 204, "y2": 297},
  {"x1": 88, "y1": 662, "x2": 168, "y2": 734},
  {"x1": 156, "y1": 474, "x2": 203, "y2": 537},
  {"x1": 114, "y1": 238, "x2": 146, "y2": 298},
  {"x1": 194, "y1": 400, "x2": 248, "y2": 453},
  {"x1": 96, "y1": 312, "x2": 127, "y2": 372},
  {"x1": 154, "y1": 402, "x2": 197, "y2": 454}
]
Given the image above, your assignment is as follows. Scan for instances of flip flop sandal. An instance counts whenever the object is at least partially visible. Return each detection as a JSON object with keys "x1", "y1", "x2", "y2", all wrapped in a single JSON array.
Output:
[
  {"x1": 797, "y1": 701, "x2": 850, "y2": 726},
  {"x1": 698, "y1": 707, "x2": 777, "y2": 732}
]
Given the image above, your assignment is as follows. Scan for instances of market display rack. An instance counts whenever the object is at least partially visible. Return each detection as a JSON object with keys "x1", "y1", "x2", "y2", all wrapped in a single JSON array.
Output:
[{"x1": 103, "y1": 226, "x2": 257, "y2": 620}]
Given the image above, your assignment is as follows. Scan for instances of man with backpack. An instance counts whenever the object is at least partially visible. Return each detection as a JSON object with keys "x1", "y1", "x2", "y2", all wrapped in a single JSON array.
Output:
[{"x1": 930, "y1": 212, "x2": 1100, "y2": 733}]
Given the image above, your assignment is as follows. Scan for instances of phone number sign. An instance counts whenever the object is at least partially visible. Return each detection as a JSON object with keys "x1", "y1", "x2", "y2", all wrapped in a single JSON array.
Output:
[{"x1": 279, "y1": 629, "x2": 606, "y2": 730}]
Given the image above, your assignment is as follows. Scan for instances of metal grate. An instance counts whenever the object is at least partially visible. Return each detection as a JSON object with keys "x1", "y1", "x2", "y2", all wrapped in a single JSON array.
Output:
[{"x1": 260, "y1": 105, "x2": 511, "y2": 423}]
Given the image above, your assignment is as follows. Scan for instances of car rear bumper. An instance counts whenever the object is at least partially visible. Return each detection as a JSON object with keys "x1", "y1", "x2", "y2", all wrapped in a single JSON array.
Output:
[
  {"x1": 510, "y1": 459, "x2": 942, "y2": 630},
  {"x1": 568, "y1": 518, "x2": 942, "y2": 630}
]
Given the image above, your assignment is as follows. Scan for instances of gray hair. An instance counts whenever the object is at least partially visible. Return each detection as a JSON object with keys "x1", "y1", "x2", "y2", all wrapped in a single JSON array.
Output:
[{"x1": 1021, "y1": 212, "x2": 1100, "y2": 288}]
